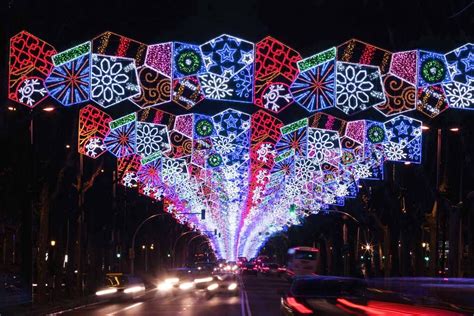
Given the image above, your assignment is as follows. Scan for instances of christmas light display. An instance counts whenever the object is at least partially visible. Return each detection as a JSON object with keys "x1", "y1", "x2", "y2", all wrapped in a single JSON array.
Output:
[
  {"x1": 8, "y1": 31, "x2": 56, "y2": 108},
  {"x1": 53, "y1": 41, "x2": 91, "y2": 66},
  {"x1": 8, "y1": 31, "x2": 473, "y2": 260},
  {"x1": 45, "y1": 54, "x2": 90, "y2": 106},
  {"x1": 90, "y1": 54, "x2": 140, "y2": 108},
  {"x1": 290, "y1": 59, "x2": 336, "y2": 112},
  {"x1": 132, "y1": 66, "x2": 171, "y2": 107},
  {"x1": 444, "y1": 43, "x2": 473, "y2": 87},
  {"x1": 375, "y1": 74, "x2": 416, "y2": 116},
  {"x1": 335, "y1": 62, "x2": 385, "y2": 115},
  {"x1": 254, "y1": 37, "x2": 301, "y2": 113}
]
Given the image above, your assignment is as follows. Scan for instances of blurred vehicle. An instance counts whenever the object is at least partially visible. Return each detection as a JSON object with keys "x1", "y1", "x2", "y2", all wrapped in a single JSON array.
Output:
[
  {"x1": 286, "y1": 247, "x2": 320, "y2": 277},
  {"x1": 156, "y1": 268, "x2": 214, "y2": 295},
  {"x1": 95, "y1": 273, "x2": 145, "y2": 301},
  {"x1": 241, "y1": 263, "x2": 258, "y2": 275},
  {"x1": 205, "y1": 273, "x2": 239, "y2": 298},
  {"x1": 237, "y1": 257, "x2": 248, "y2": 266},
  {"x1": 280, "y1": 276, "x2": 463, "y2": 315},
  {"x1": 259, "y1": 263, "x2": 282, "y2": 277},
  {"x1": 242, "y1": 263, "x2": 257, "y2": 274}
]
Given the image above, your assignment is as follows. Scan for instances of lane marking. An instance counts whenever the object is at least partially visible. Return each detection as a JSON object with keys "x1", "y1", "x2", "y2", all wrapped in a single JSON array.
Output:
[
  {"x1": 239, "y1": 276, "x2": 252, "y2": 316},
  {"x1": 106, "y1": 302, "x2": 143, "y2": 315}
]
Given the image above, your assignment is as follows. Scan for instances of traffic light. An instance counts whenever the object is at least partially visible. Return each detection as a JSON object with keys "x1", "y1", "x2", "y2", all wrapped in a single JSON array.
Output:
[
  {"x1": 289, "y1": 204, "x2": 296, "y2": 214},
  {"x1": 201, "y1": 209, "x2": 206, "y2": 220},
  {"x1": 214, "y1": 229, "x2": 217, "y2": 236}
]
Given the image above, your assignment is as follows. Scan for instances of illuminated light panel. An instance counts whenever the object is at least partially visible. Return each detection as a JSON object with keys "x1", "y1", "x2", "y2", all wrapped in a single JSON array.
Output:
[
  {"x1": 110, "y1": 113, "x2": 137, "y2": 130},
  {"x1": 297, "y1": 47, "x2": 336, "y2": 72},
  {"x1": 444, "y1": 43, "x2": 473, "y2": 87},
  {"x1": 145, "y1": 42, "x2": 172, "y2": 77},
  {"x1": 418, "y1": 50, "x2": 450, "y2": 87},
  {"x1": 291, "y1": 59, "x2": 336, "y2": 112},
  {"x1": 132, "y1": 66, "x2": 172, "y2": 108},
  {"x1": 45, "y1": 54, "x2": 90, "y2": 106},
  {"x1": 53, "y1": 41, "x2": 91, "y2": 66},
  {"x1": 78, "y1": 104, "x2": 112, "y2": 159},
  {"x1": 90, "y1": 54, "x2": 140, "y2": 108},
  {"x1": 173, "y1": 42, "x2": 206, "y2": 79},
  {"x1": 92, "y1": 31, "x2": 147, "y2": 67},
  {"x1": 335, "y1": 62, "x2": 385, "y2": 115},
  {"x1": 105, "y1": 121, "x2": 137, "y2": 158},
  {"x1": 200, "y1": 34, "x2": 254, "y2": 78},
  {"x1": 443, "y1": 82, "x2": 474, "y2": 110},
  {"x1": 172, "y1": 76, "x2": 205, "y2": 110},
  {"x1": 389, "y1": 50, "x2": 417, "y2": 85},
  {"x1": 416, "y1": 85, "x2": 449, "y2": 118},
  {"x1": 8, "y1": 31, "x2": 57, "y2": 108},
  {"x1": 254, "y1": 36, "x2": 301, "y2": 113},
  {"x1": 337, "y1": 39, "x2": 392, "y2": 75},
  {"x1": 375, "y1": 74, "x2": 416, "y2": 117}
]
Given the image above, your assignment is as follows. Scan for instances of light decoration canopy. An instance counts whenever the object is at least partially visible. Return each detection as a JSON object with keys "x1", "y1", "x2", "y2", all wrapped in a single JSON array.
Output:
[{"x1": 9, "y1": 31, "x2": 472, "y2": 260}]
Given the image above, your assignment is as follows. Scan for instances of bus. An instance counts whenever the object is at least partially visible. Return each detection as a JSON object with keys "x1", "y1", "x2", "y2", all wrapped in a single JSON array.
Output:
[{"x1": 286, "y1": 247, "x2": 320, "y2": 277}]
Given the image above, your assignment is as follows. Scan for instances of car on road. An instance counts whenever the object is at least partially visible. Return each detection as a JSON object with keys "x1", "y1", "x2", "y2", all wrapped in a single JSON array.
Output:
[
  {"x1": 241, "y1": 263, "x2": 258, "y2": 275},
  {"x1": 205, "y1": 273, "x2": 239, "y2": 298},
  {"x1": 95, "y1": 273, "x2": 146, "y2": 301},
  {"x1": 280, "y1": 276, "x2": 463, "y2": 315},
  {"x1": 258, "y1": 263, "x2": 282, "y2": 277}
]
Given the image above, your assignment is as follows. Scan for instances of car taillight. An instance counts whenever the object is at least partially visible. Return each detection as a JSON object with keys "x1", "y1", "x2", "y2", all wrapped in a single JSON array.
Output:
[{"x1": 286, "y1": 297, "x2": 313, "y2": 315}]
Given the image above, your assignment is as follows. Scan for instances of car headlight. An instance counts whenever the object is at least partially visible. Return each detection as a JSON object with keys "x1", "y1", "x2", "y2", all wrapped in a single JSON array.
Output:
[
  {"x1": 96, "y1": 288, "x2": 117, "y2": 296},
  {"x1": 124, "y1": 286, "x2": 145, "y2": 294},
  {"x1": 207, "y1": 283, "x2": 219, "y2": 291},
  {"x1": 194, "y1": 277, "x2": 213, "y2": 284},
  {"x1": 228, "y1": 283, "x2": 237, "y2": 291},
  {"x1": 157, "y1": 282, "x2": 173, "y2": 292},
  {"x1": 164, "y1": 277, "x2": 179, "y2": 284},
  {"x1": 179, "y1": 282, "x2": 194, "y2": 290}
]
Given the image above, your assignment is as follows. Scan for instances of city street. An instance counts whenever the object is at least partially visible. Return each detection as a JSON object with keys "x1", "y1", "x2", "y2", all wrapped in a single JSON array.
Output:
[{"x1": 61, "y1": 275, "x2": 290, "y2": 316}]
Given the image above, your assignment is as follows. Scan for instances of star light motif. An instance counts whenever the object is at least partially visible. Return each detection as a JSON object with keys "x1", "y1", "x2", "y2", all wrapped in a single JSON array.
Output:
[{"x1": 217, "y1": 43, "x2": 237, "y2": 63}]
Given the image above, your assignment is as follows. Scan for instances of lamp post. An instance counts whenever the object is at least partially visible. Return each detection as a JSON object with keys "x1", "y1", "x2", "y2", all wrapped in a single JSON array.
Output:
[
  {"x1": 171, "y1": 230, "x2": 201, "y2": 268},
  {"x1": 185, "y1": 234, "x2": 208, "y2": 265},
  {"x1": 130, "y1": 213, "x2": 168, "y2": 275}
]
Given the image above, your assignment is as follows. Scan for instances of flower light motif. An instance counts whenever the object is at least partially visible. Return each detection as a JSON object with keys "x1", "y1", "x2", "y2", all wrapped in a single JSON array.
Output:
[
  {"x1": 90, "y1": 55, "x2": 139, "y2": 107},
  {"x1": 352, "y1": 163, "x2": 372, "y2": 180},
  {"x1": 337, "y1": 66, "x2": 373, "y2": 111},
  {"x1": 136, "y1": 122, "x2": 169, "y2": 157},
  {"x1": 307, "y1": 128, "x2": 340, "y2": 162}
]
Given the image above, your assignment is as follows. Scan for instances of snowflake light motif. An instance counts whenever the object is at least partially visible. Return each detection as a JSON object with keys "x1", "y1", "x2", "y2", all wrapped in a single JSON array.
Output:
[
  {"x1": 443, "y1": 82, "x2": 473, "y2": 109},
  {"x1": 199, "y1": 73, "x2": 233, "y2": 99},
  {"x1": 384, "y1": 142, "x2": 407, "y2": 161},
  {"x1": 18, "y1": 78, "x2": 48, "y2": 107},
  {"x1": 262, "y1": 83, "x2": 293, "y2": 112}
]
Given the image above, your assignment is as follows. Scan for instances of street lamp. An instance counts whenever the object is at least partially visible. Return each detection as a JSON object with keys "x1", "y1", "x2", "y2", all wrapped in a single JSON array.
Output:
[
  {"x1": 130, "y1": 213, "x2": 169, "y2": 275},
  {"x1": 42, "y1": 106, "x2": 55, "y2": 112},
  {"x1": 171, "y1": 230, "x2": 201, "y2": 268},
  {"x1": 50, "y1": 240, "x2": 56, "y2": 247}
]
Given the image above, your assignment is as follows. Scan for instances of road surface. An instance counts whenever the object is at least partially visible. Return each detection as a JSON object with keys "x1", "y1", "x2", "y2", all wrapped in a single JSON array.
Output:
[{"x1": 59, "y1": 275, "x2": 290, "y2": 316}]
